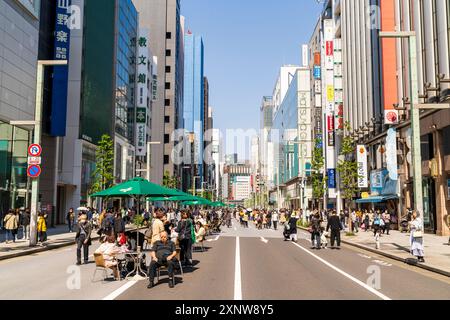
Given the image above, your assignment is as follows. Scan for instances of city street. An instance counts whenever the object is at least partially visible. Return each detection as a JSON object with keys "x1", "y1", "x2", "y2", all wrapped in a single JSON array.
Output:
[{"x1": 2, "y1": 220, "x2": 449, "y2": 301}]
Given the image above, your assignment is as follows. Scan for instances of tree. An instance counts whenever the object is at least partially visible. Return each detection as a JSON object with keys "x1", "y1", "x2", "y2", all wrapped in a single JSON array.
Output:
[
  {"x1": 89, "y1": 134, "x2": 114, "y2": 196},
  {"x1": 163, "y1": 171, "x2": 179, "y2": 189},
  {"x1": 311, "y1": 138, "x2": 327, "y2": 209},
  {"x1": 337, "y1": 122, "x2": 359, "y2": 208}
]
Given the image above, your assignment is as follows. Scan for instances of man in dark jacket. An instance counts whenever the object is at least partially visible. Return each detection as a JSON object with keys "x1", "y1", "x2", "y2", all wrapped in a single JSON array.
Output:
[
  {"x1": 327, "y1": 211, "x2": 343, "y2": 249},
  {"x1": 114, "y1": 212, "x2": 125, "y2": 238},
  {"x1": 75, "y1": 215, "x2": 92, "y2": 265}
]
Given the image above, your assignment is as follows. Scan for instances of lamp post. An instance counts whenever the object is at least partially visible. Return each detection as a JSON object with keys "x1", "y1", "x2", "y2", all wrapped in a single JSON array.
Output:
[
  {"x1": 23, "y1": 60, "x2": 67, "y2": 247},
  {"x1": 378, "y1": 32, "x2": 450, "y2": 230}
]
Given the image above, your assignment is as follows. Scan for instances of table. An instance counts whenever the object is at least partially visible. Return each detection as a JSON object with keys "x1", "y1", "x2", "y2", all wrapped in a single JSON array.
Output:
[{"x1": 123, "y1": 250, "x2": 148, "y2": 279}]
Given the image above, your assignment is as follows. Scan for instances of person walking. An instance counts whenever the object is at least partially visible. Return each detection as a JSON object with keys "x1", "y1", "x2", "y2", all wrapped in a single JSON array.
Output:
[
  {"x1": 150, "y1": 211, "x2": 165, "y2": 248},
  {"x1": 363, "y1": 213, "x2": 370, "y2": 232},
  {"x1": 382, "y1": 210, "x2": 391, "y2": 235},
  {"x1": 176, "y1": 211, "x2": 194, "y2": 267},
  {"x1": 310, "y1": 214, "x2": 322, "y2": 249},
  {"x1": 75, "y1": 214, "x2": 92, "y2": 265},
  {"x1": 288, "y1": 213, "x2": 299, "y2": 242},
  {"x1": 67, "y1": 208, "x2": 75, "y2": 233},
  {"x1": 272, "y1": 211, "x2": 279, "y2": 230},
  {"x1": 21, "y1": 209, "x2": 31, "y2": 240},
  {"x1": 37, "y1": 212, "x2": 48, "y2": 245},
  {"x1": 113, "y1": 212, "x2": 125, "y2": 239},
  {"x1": 327, "y1": 211, "x2": 343, "y2": 249},
  {"x1": 410, "y1": 211, "x2": 425, "y2": 263},
  {"x1": 3, "y1": 209, "x2": 19, "y2": 243}
]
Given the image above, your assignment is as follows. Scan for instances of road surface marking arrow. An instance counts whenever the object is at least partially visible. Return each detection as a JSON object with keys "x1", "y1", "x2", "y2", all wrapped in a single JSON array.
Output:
[{"x1": 260, "y1": 237, "x2": 269, "y2": 244}]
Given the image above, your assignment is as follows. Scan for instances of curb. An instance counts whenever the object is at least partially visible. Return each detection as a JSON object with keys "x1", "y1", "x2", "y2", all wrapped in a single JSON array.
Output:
[
  {"x1": 0, "y1": 227, "x2": 146, "y2": 262},
  {"x1": 298, "y1": 227, "x2": 450, "y2": 278}
]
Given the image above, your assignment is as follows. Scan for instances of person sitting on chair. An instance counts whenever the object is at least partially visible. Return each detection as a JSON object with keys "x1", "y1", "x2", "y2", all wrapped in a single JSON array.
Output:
[
  {"x1": 147, "y1": 232, "x2": 178, "y2": 289},
  {"x1": 195, "y1": 221, "x2": 206, "y2": 243},
  {"x1": 95, "y1": 235, "x2": 122, "y2": 280}
]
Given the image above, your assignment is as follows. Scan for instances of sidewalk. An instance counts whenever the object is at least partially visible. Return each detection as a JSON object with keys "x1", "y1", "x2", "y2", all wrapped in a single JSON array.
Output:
[
  {"x1": 0, "y1": 224, "x2": 143, "y2": 261},
  {"x1": 300, "y1": 226, "x2": 450, "y2": 277}
]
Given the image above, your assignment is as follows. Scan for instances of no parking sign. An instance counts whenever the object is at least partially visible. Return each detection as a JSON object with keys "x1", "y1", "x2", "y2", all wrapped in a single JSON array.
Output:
[{"x1": 27, "y1": 165, "x2": 42, "y2": 178}]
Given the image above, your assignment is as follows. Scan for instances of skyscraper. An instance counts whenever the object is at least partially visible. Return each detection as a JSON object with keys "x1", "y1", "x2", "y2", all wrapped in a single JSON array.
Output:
[
  {"x1": 183, "y1": 32, "x2": 204, "y2": 191},
  {"x1": 133, "y1": 0, "x2": 184, "y2": 185}
]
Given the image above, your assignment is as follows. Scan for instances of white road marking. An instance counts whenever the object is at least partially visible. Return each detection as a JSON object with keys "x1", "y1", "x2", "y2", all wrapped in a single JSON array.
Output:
[
  {"x1": 291, "y1": 242, "x2": 391, "y2": 301},
  {"x1": 358, "y1": 253, "x2": 372, "y2": 259},
  {"x1": 102, "y1": 280, "x2": 139, "y2": 300},
  {"x1": 260, "y1": 237, "x2": 269, "y2": 244},
  {"x1": 234, "y1": 237, "x2": 242, "y2": 300},
  {"x1": 373, "y1": 260, "x2": 393, "y2": 267},
  {"x1": 234, "y1": 227, "x2": 237, "y2": 231}
]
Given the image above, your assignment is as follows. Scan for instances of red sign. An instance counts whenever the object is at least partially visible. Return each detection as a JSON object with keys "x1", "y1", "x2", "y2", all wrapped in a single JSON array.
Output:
[
  {"x1": 336, "y1": 104, "x2": 344, "y2": 130},
  {"x1": 326, "y1": 41, "x2": 334, "y2": 56},
  {"x1": 27, "y1": 165, "x2": 42, "y2": 178},
  {"x1": 327, "y1": 115, "x2": 335, "y2": 131},
  {"x1": 28, "y1": 144, "x2": 42, "y2": 157}
]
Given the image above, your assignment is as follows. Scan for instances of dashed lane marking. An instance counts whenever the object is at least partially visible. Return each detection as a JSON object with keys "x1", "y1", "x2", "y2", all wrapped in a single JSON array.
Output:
[{"x1": 234, "y1": 237, "x2": 242, "y2": 300}]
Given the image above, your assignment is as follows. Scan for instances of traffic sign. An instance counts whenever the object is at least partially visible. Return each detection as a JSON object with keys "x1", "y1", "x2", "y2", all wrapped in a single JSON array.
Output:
[
  {"x1": 28, "y1": 157, "x2": 42, "y2": 165},
  {"x1": 28, "y1": 144, "x2": 42, "y2": 157},
  {"x1": 27, "y1": 165, "x2": 42, "y2": 178}
]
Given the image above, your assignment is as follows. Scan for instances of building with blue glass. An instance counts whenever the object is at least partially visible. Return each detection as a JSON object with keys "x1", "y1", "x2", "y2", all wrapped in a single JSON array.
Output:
[{"x1": 183, "y1": 33, "x2": 204, "y2": 191}]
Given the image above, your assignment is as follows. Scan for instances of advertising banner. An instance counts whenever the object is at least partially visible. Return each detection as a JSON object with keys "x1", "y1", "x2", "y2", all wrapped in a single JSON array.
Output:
[
  {"x1": 328, "y1": 169, "x2": 336, "y2": 189},
  {"x1": 357, "y1": 145, "x2": 368, "y2": 188},
  {"x1": 386, "y1": 128, "x2": 398, "y2": 180},
  {"x1": 50, "y1": 0, "x2": 71, "y2": 136}
]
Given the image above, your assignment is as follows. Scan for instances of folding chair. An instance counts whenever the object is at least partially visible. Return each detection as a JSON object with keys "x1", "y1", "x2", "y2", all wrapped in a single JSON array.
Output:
[
  {"x1": 157, "y1": 248, "x2": 183, "y2": 281},
  {"x1": 92, "y1": 253, "x2": 121, "y2": 282}
]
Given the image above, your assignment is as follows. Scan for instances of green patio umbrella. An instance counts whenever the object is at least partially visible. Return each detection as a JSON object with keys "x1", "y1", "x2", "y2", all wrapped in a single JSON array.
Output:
[
  {"x1": 91, "y1": 177, "x2": 184, "y2": 198},
  {"x1": 211, "y1": 202, "x2": 226, "y2": 207},
  {"x1": 183, "y1": 197, "x2": 213, "y2": 206}
]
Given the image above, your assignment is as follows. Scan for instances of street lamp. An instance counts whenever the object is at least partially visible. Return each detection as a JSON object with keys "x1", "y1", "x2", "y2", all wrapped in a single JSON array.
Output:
[
  {"x1": 26, "y1": 60, "x2": 67, "y2": 247},
  {"x1": 379, "y1": 32, "x2": 450, "y2": 231}
]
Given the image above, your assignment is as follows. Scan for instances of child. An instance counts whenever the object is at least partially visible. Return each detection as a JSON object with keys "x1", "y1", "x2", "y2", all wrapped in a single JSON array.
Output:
[{"x1": 321, "y1": 231, "x2": 328, "y2": 249}]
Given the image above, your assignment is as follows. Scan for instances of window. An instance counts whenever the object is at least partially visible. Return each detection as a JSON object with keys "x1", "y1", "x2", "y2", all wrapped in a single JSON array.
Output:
[
  {"x1": 443, "y1": 126, "x2": 450, "y2": 156},
  {"x1": 165, "y1": 66, "x2": 171, "y2": 73},
  {"x1": 421, "y1": 134, "x2": 434, "y2": 161},
  {"x1": 165, "y1": 116, "x2": 170, "y2": 123},
  {"x1": 165, "y1": 99, "x2": 170, "y2": 106},
  {"x1": 164, "y1": 155, "x2": 170, "y2": 165},
  {"x1": 165, "y1": 82, "x2": 171, "y2": 90},
  {"x1": 166, "y1": 49, "x2": 171, "y2": 57},
  {"x1": 166, "y1": 32, "x2": 172, "y2": 39},
  {"x1": 164, "y1": 134, "x2": 170, "y2": 144}
]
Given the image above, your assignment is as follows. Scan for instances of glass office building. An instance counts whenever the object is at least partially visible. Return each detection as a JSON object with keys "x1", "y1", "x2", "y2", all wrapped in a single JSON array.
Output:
[
  {"x1": 0, "y1": 121, "x2": 30, "y2": 220},
  {"x1": 116, "y1": 0, "x2": 138, "y2": 143}
]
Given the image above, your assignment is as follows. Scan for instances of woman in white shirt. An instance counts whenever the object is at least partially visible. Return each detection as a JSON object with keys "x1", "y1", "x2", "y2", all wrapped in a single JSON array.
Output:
[{"x1": 95, "y1": 235, "x2": 122, "y2": 279}]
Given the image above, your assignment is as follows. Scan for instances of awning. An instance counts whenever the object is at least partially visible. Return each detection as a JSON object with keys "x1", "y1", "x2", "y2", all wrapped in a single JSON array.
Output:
[{"x1": 356, "y1": 195, "x2": 399, "y2": 204}]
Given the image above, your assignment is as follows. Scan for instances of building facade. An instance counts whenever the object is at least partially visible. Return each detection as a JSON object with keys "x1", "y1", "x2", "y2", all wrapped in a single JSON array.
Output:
[
  {"x1": 0, "y1": 0, "x2": 41, "y2": 219},
  {"x1": 133, "y1": 0, "x2": 184, "y2": 185}
]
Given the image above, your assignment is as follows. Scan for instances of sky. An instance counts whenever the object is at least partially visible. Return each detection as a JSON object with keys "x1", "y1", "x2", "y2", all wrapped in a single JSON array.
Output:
[{"x1": 181, "y1": 0, "x2": 323, "y2": 159}]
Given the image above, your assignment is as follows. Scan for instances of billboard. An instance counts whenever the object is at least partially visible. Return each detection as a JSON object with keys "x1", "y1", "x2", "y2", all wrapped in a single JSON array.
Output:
[
  {"x1": 357, "y1": 145, "x2": 368, "y2": 188},
  {"x1": 50, "y1": 0, "x2": 71, "y2": 136}
]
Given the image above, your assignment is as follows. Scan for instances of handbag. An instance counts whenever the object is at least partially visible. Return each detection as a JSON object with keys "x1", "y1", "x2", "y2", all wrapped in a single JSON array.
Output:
[{"x1": 413, "y1": 230, "x2": 423, "y2": 239}]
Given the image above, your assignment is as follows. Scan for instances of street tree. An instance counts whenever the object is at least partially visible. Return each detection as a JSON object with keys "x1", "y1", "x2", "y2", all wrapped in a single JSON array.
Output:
[
  {"x1": 89, "y1": 134, "x2": 114, "y2": 207},
  {"x1": 337, "y1": 122, "x2": 359, "y2": 231},
  {"x1": 163, "y1": 171, "x2": 179, "y2": 189},
  {"x1": 311, "y1": 138, "x2": 327, "y2": 209}
]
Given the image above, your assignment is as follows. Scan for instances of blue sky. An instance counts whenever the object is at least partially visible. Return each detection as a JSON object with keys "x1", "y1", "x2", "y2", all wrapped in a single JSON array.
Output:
[{"x1": 181, "y1": 0, "x2": 322, "y2": 133}]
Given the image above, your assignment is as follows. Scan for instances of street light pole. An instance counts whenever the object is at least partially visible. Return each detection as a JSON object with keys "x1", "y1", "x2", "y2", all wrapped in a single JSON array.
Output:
[{"x1": 29, "y1": 60, "x2": 67, "y2": 247}]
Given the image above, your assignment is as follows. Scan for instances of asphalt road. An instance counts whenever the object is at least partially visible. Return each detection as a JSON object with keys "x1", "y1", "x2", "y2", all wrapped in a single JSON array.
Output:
[{"x1": 1, "y1": 219, "x2": 449, "y2": 300}]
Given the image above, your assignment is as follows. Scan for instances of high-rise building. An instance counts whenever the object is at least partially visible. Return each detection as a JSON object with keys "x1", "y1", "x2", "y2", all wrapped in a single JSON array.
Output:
[
  {"x1": 0, "y1": 0, "x2": 41, "y2": 218},
  {"x1": 182, "y1": 32, "x2": 204, "y2": 191},
  {"x1": 133, "y1": 0, "x2": 184, "y2": 185}
]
